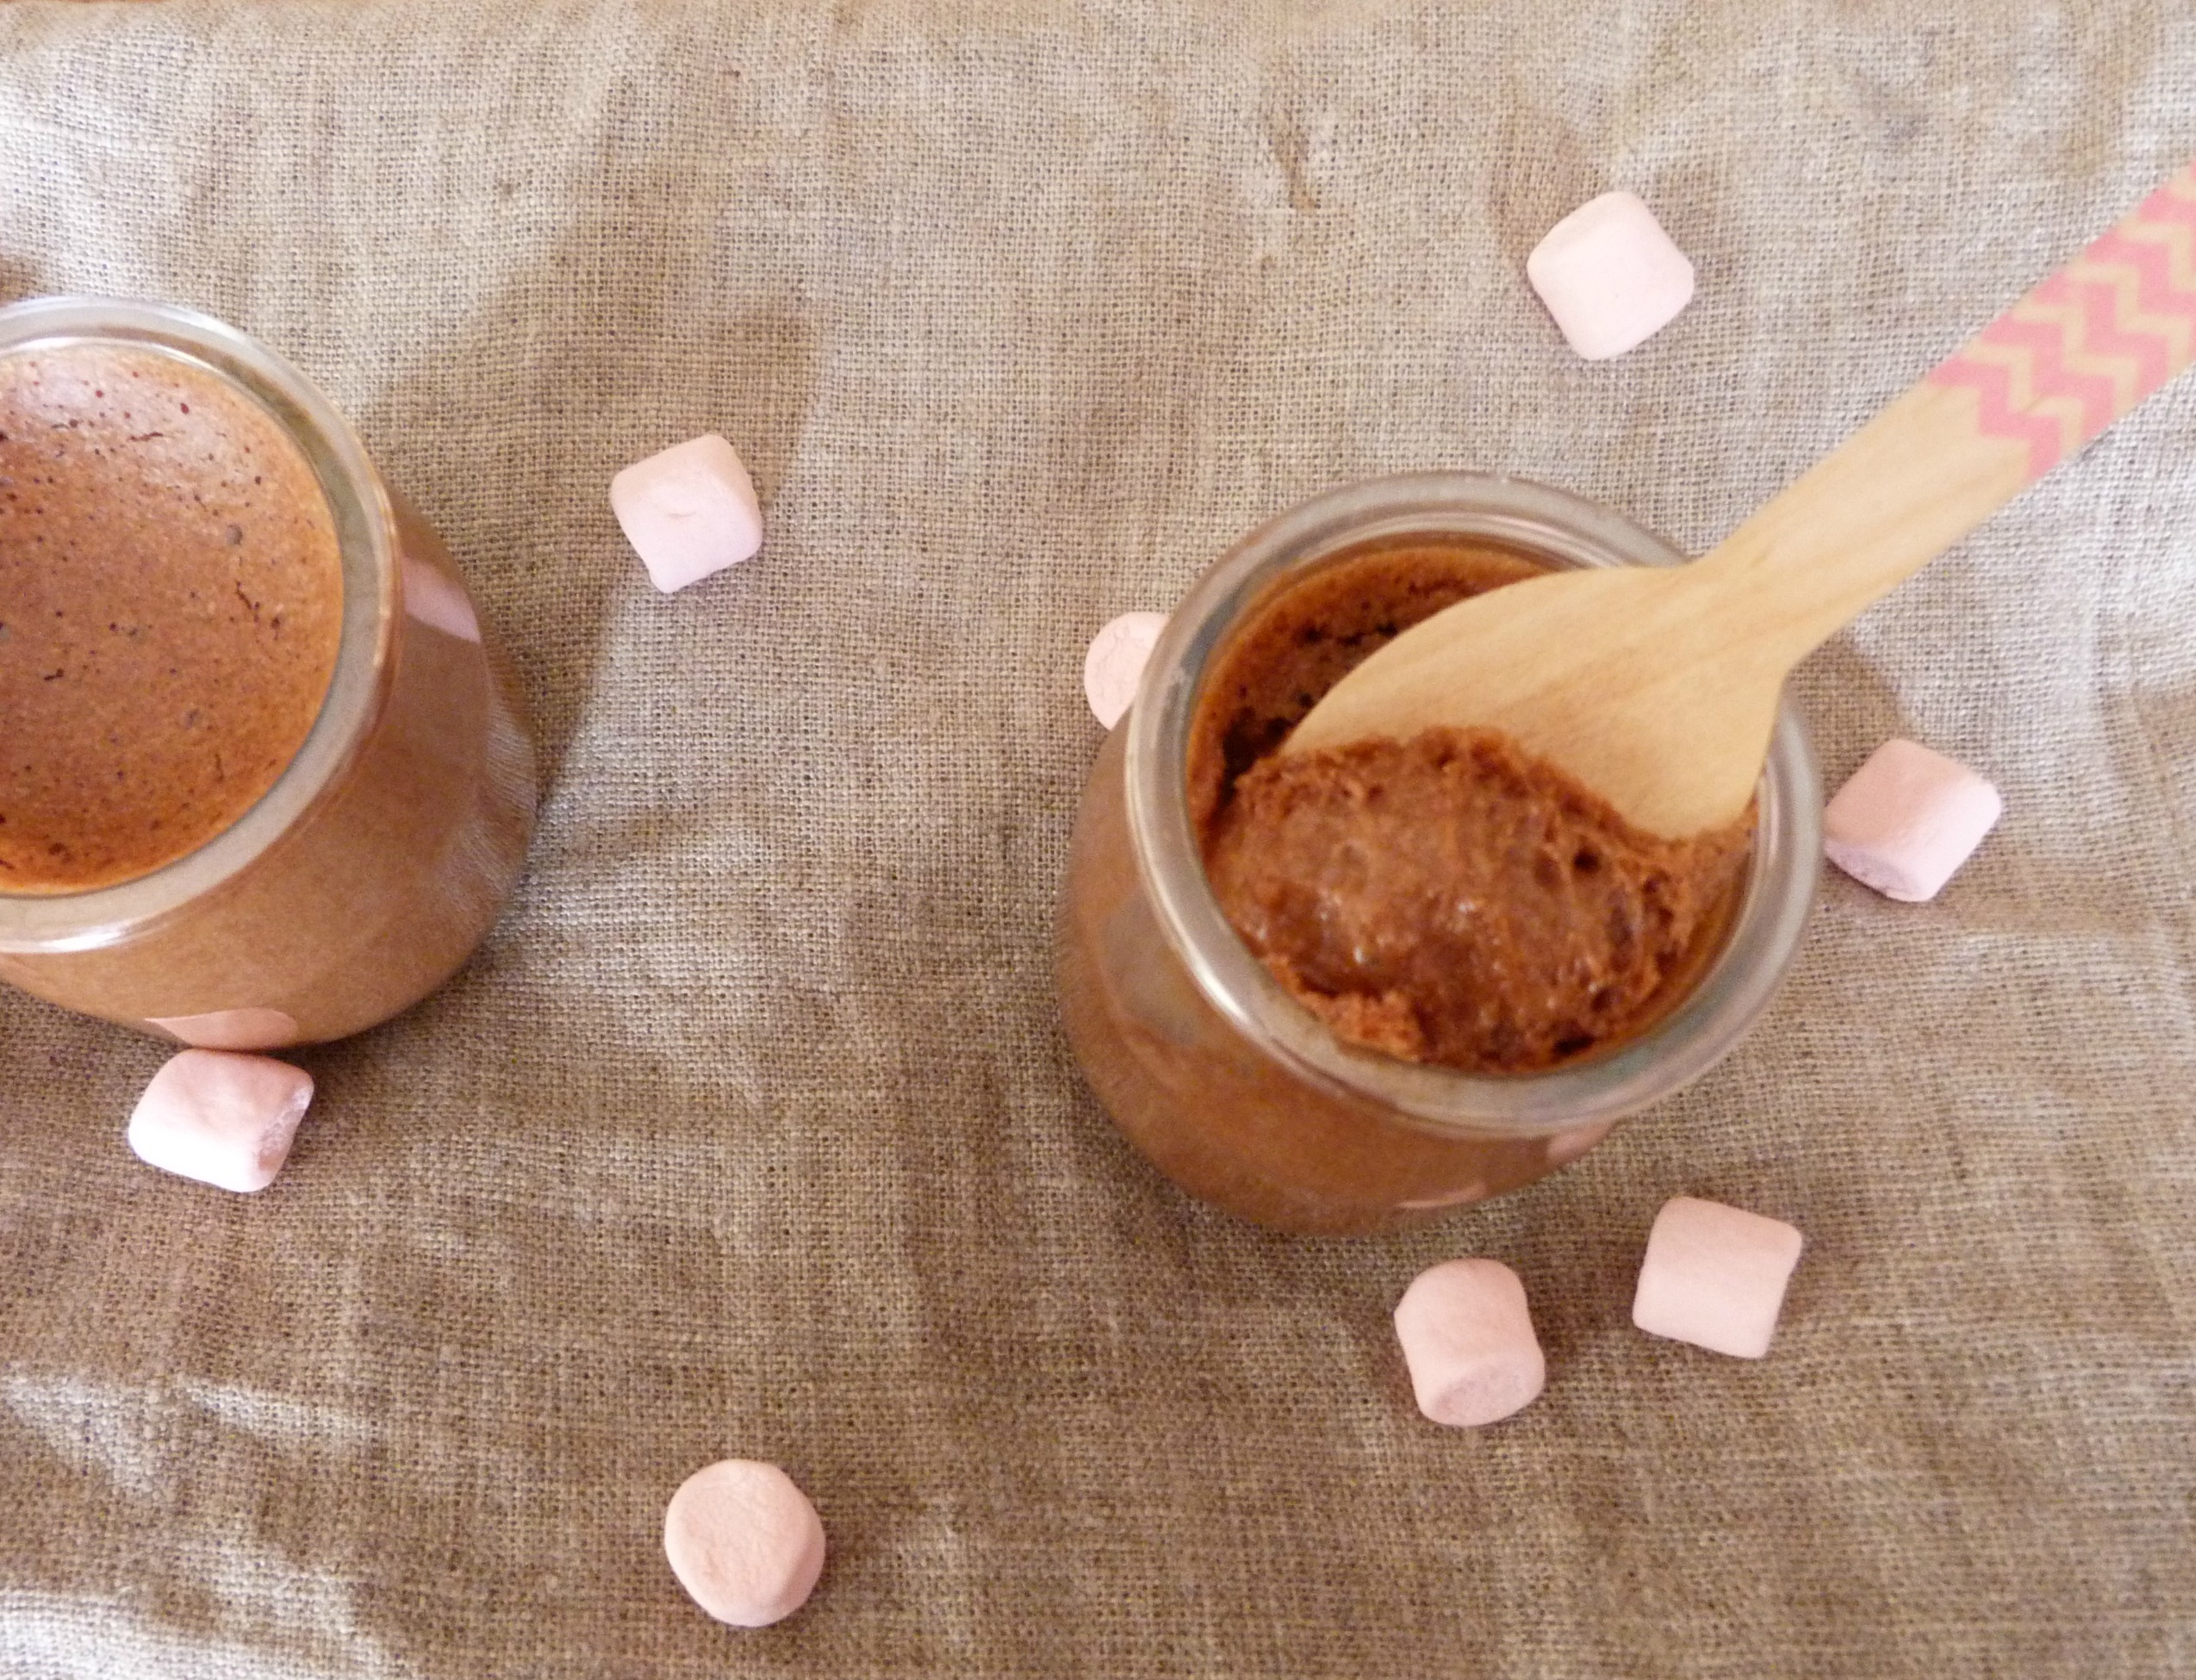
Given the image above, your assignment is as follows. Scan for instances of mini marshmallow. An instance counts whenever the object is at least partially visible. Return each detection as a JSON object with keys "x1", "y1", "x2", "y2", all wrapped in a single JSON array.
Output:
[
  {"x1": 1392, "y1": 1258, "x2": 1546, "y2": 1428},
  {"x1": 1824, "y1": 737, "x2": 2002, "y2": 903},
  {"x1": 1545, "y1": 1122, "x2": 1611, "y2": 1169},
  {"x1": 401, "y1": 556, "x2": 482, "y2": 644},
  {"x1": 1083, "y1": 611, "x2": 1167, "y2": 730},
  {"x1": 1526, "y1": 190, "x2": 1695, "y2": 360},
  {"x1": 610, "y1": 433, "x2": 763, "y2": 594},
  {"x1": 1632, "y1": 1196, "x2": 1803, "y2": 1360},
  {"x1": 146, "y1": 1007, "x2": 300, "y2": 1052},
  {"x1": 663, "y1": 1459, "x2": 826, "y2": 1628},
  {"x1": 125, "y1": 1049, "x2": 314, "y2": 1194}
]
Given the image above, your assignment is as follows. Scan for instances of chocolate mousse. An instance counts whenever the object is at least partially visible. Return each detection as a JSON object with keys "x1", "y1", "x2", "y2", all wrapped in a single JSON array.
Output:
[
  {"x1": 1191, "y1": 540, "x2": 1753, "y2": 1073},
  {"x1": 0, "y1": 341, "x2": 343, "y2": 893}
]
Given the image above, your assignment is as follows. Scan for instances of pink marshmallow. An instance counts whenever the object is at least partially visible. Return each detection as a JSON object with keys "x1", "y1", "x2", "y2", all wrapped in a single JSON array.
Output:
[
  {"x1": 610, "y1": 433, "x2": 763, "y2": 594},
  {"x1": 1545, "y1": 1121, "x2": 1611, "y2": 1169},
  {"x1": 1632, "y1": 1196, "x2": 1803, "y2": 1360},
  {"x1": 1392, "y1": 1258, "x2": 1546, "y2": 1428},
  {"x1": 1824, "y1": 737, "x2": 2002, "y2": 902},
  {"x1": 1397, "y1": 1180, "x2": 1490, "y2": 1212},
  {"x1": 1526, "y1": 190, "x2": 1695, "y2": 360},
  {"x1": 1083, "y1": 611, "x2": 1167, "y2": 730},
  {"x1": 401, "y1": 555, "x2": 482, "y2": 643},
  {"x1": 146, "y1": 1007, "x2": 300, "y2": 1051},
  {"x1": 125, "y1": 1049, "x2": 314, "y2": 1194},
  {"x1": 663, "y1": 1459, "x2": 826, "y2": 1628}
]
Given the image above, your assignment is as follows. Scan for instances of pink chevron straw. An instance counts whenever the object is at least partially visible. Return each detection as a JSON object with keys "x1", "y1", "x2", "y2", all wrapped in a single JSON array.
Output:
[
  {"x1": 1287, "y1": 158, "x2": 2196, "y2": 839},
  {"x1": 1930, "y1": 165, "x2": 2196, "y2": 477}
]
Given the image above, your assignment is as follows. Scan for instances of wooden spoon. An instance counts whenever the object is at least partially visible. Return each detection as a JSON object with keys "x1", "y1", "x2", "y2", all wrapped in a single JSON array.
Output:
[{"x1": 1285, "y1": 161, "x2": 2196, "y2": 838}]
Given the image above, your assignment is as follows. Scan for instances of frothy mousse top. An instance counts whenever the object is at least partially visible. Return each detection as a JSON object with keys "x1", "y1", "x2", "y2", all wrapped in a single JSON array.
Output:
[{"x1": 0, "y1": 341, "x2": 344, "y2": 894}]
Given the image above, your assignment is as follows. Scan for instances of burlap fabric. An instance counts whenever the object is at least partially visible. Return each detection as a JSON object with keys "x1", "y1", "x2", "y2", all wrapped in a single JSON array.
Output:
[{"x1": 3, "y1": 2, "x2": 2192, "y2": 1674}]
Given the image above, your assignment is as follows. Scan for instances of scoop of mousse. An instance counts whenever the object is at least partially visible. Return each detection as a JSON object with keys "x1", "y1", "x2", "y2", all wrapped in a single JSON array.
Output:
[
  {"x1": 1185, "y1": 539, "x2": 1755, "y2": 1074},
  {"x1": 1204, "y1": 725, "x2": 1751, "y2": 1073}
]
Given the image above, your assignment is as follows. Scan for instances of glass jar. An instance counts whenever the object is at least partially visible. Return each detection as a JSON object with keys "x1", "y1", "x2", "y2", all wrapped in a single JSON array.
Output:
[
  {"x1": 1054, "y1": 471, "x2": 1820, "y2": 1234},
  {"x1": 0, "y1": 296, "x2": 535, "y2": 1049}
]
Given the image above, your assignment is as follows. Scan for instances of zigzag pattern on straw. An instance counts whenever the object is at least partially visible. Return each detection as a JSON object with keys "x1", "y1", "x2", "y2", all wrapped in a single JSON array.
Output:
[{"x1": 1929, "y1": 168, "x2": 2196, "y2": 479}]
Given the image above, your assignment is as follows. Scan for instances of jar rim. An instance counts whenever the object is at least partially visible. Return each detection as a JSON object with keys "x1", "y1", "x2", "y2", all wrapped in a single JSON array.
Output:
[
  {"x1": 0, "y1": 295, "x2": 398, "y2": 952},
  {"x1": 1122, "y1": 470, "x2": 1820, "y2": 1137}
]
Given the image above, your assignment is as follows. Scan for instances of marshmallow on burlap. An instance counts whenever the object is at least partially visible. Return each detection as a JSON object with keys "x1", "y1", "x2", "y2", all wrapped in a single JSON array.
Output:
[
  {"x1": 1083, "y1": 610, "x2": 1167, "y2": 730},
  {"x1": 1824, "y1": 737, "x2": 2003, "y2": 903},
  {"x1": 1526, "y1": 191, "x2": 1695, "y2": 360},
  {"x1": 610, "y1": 433, "x2": 763, "y2": 594},
  {"x1": 126, "y1": 1049, "x2": 314, "y2": 1193},
  {"x1": 1633, "y1": 1196, "x2": 1804, "y2": 1360},
  {"x1": 663, "y1": 1459, "x2": 826, "y2": 1628},
  {"x1": 1392, "y1": 1258, "x2": 1546, "y2": 1427}
]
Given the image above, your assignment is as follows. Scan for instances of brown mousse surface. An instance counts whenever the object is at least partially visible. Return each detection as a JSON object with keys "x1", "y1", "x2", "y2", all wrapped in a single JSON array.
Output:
[
  {"x1": 0, "y1": 341, "x2": 343, "y2": 893},
  {"x1": 1191, "y1": 540, "x2": 1753, "y2": 1074}
]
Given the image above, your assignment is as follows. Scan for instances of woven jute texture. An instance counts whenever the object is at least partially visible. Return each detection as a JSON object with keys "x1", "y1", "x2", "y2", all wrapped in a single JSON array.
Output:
[{"x1": 3, "y1": 2, "x2": 2193, "y2": 1675}]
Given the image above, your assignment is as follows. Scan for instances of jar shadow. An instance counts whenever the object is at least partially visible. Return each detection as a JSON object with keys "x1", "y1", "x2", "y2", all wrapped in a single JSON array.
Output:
[{"x1": 354, "y1": 270, "x2": 819, "y2": 800}]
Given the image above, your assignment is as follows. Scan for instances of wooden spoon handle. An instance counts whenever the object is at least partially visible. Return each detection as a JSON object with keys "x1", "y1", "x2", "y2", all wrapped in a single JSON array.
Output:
[{"x1": 1696, "y1": 161, "x2": 2196, "y2": 663}]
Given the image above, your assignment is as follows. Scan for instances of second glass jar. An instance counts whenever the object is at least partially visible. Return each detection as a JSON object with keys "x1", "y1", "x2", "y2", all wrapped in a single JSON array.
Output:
[{"x1": 1054, "y1": 471, "x2": 1820, "y2": 1235}]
